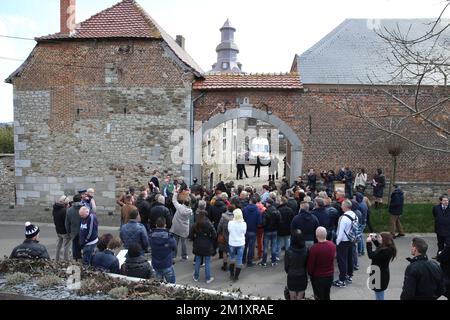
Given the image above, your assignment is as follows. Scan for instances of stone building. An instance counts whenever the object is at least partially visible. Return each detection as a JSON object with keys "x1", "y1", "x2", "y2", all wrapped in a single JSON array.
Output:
[
  {"x1": 5, "y1": 1, "x2": 449, "y2": 209},
  {"x1": 6, "y1": 0, "x2": 203, "y2": 209}
]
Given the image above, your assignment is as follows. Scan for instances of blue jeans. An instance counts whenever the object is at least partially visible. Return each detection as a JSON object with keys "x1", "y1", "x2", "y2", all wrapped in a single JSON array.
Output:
[
  {"x1": 243, "y1": 232, "x2": 256, "y2": 264},
  {"x1": 194, "y1": 256, "x2": 212, "y2": 281},
  {"x1": 229, "y1": 245, "x2": 244, "y2": 267},
  {"x1": 358, "y1": 224, "x2": 366, "y2": 254},
  {"x1": 82, "y1": 243, "x2": 96, "y2": 266},
  {"x1": 277, "y1": 235, "x2": 291, "y2": 257},
  {"x1": 375, "y1": 290, "x2": 385, "y2": 300},
  {"x1": 173, "y1": 234, "x2": 187, "y2": 259},
  {"x1": 72, "y1": 234, "x2": 82, "y2": 260},
  {"x1": 262, "y1": 231, "x2": 278, "y2": 263},
  {"x1": 155, "y1": 266, "x2": 176, "y2": 284}
]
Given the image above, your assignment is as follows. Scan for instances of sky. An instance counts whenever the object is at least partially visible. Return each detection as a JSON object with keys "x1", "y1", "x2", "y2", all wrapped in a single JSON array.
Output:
[{"x1": 0, "y1": 0, "x2": 449, "y2": 123}]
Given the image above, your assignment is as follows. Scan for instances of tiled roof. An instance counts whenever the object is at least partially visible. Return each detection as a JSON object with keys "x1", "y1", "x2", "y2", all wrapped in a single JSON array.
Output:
[
  {"x1": 193, "y1": 73, "x2": 303, "y2": 90},
  {"x1": 36, "y1": 0, "x2": 203, "y2": 75},
  {"x1": 295, "y1": 19, "x2": 450, "y2": 85}
]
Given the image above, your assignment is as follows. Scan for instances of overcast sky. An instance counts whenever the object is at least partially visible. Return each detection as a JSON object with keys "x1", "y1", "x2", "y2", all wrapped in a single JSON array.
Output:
[{"x1": 0, "y1": 0, "x2": 449, "y2": 123}]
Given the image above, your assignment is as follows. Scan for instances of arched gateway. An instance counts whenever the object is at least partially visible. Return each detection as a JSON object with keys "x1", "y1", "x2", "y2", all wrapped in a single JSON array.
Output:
[{"x1": 193, "y1": 103, "x2": 303, "y2": 185}]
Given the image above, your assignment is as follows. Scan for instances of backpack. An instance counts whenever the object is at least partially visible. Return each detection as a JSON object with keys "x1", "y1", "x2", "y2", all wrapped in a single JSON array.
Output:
[{"x1": 343, "y1": 214, "x2": 360, "y2": 243}]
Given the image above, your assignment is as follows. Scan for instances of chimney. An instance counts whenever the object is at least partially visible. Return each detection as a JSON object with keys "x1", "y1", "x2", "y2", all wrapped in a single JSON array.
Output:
[
  {"x1": 60, "y1": 0, "x2": 76, "y2": 34},
  {"x1": 176, "y1": 35, "x2": 185, "y2": 49}
]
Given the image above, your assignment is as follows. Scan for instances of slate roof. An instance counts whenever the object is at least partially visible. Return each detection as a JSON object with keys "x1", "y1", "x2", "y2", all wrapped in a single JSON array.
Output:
[
  {"x1": 295, "y1": 19, "x2": 450, "y2": 85},
  {"x1": 35, "y1": 0, "x2": 203, "y2": 75},
  {"x1": 193, "y1": 73, "x2": 303, "y2": 90}
]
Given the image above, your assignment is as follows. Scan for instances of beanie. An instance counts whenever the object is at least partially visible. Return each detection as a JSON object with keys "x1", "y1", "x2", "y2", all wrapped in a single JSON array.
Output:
[{"x1": 25, "y1": 222, "x2": 40, "y2": 239}]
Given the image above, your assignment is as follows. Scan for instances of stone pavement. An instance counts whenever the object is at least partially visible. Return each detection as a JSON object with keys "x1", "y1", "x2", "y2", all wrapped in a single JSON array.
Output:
[{"x1": 0, "y1": 222, "x2": 442, "y2": 300}]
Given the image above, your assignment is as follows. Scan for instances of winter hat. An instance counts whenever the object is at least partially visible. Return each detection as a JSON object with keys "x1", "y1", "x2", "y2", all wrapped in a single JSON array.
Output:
[{"x1": 25, "y1": 222, "x2": 40, "y2": 239}]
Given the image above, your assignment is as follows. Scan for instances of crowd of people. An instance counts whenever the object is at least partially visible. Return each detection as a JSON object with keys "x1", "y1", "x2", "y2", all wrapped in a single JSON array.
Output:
[{"x1": 8, "y1": 168, "x2": 450, "y2": 300}]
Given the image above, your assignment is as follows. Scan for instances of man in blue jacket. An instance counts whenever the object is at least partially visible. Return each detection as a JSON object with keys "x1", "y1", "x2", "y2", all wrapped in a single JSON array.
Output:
[
  {"x1": 149, "y1": 217, "x2": 177, "y2": 283},
  {"x1": 79, "y1": 206, "x2": 98, "y2": 266},
  {"x1": 120, "y1": 209, "x2": 149, "y2": 254},
  {"x1": 243, "y1": 196, "x2": 262, "y2": 267}
]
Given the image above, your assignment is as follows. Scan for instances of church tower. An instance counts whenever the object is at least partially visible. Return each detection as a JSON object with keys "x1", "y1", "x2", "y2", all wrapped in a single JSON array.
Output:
[{"x1": 210, "y1": 19, "x2": 243, "y2": 73}]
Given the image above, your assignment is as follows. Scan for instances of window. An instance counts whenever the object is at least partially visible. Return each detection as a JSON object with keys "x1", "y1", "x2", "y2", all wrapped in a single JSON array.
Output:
[
  {"x1": 222, "y1": 62, "x2": 229, "y2": 70},
  {"x1": 223, "y1": 138, "x2": 227, "y2": 151},
  {"x1": 208, "y1": 140, "x2": 211, "y2": 156},
  {"x1": 223, "y1": 127, "x2": 227, "y2": 138}
]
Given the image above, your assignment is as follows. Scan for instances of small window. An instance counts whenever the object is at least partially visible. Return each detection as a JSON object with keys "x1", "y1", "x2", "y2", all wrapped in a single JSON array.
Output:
[
  {"x1": 222, "y1": 62, "x2": 229, "y2": 70},
  {"x1": 223, "y1": 127, "x2": 227, "y2": 138},
  {"x1": 208, "y1": 140, "x2": 211, "y2": 156},
  {"x1": 223, "y1": 138, "x2": 227, "y2": 151}
]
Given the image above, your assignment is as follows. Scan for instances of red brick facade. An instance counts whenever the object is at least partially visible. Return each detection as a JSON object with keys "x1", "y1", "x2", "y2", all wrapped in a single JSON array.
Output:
[{"x1": 193, "y1": 85, "x2": 450, "y2": 183}]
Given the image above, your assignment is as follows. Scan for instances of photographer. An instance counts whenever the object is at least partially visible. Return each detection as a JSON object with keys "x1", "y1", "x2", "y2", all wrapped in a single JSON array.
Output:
[{"x1": 366, "y1": 232, "x2": 397, "y2": 300}]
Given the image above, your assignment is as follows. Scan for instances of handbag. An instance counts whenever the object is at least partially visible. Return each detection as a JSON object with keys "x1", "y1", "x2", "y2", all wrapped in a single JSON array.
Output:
[{"x1": 217, "y1": 233, "x2": 225, "y2": 245}]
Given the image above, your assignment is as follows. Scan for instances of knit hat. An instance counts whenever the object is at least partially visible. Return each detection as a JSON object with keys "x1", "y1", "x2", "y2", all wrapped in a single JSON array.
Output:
[{"x1": 25, "y1": 222, "x2": 40, "y2": 239}]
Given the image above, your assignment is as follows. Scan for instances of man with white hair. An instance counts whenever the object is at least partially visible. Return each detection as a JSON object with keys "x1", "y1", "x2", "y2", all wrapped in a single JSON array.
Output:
[
  {"x1": 333, "y1": 199, "x2": 357, "y2": 288},
  {"x1": 307, "y1": 227, "x2": 336, "y2": 300},
  {"x1": 149, "y1": 195, "x2": 172, "y2": 230}
]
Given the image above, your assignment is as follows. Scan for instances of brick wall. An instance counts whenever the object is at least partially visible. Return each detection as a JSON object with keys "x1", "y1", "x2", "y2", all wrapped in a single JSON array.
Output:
[
  {"x1": 194, "y1": 85, "x2": 450, "y2": 184},
  {"x1": 11, "y1": 39, "x2": 195, "y2": 209}
]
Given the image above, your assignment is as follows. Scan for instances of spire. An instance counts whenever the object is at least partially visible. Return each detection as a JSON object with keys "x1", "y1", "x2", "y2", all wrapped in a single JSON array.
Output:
[{"x1": 210, "y1": 19, "x2": 242, "y2": 73}]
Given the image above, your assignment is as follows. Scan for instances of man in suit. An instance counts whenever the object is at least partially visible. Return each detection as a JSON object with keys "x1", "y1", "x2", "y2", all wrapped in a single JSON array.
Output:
[{"x1": 433, "y1": 195, "x2": 450, "y2": 257}]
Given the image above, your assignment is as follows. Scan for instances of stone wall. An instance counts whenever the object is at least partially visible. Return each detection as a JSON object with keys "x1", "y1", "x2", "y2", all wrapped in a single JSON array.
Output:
[
  {"x1": 0, "y1": 155, "x2": 15, "y2": 205},
  {"x1": 10, "y1": 39, "x2": 195, "y2": 210}
]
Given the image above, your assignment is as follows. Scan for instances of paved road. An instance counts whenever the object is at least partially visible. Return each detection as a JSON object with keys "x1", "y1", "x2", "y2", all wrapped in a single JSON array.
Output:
[{"x1": 0, "y1": 223, "x2": 440, "y2": 300}]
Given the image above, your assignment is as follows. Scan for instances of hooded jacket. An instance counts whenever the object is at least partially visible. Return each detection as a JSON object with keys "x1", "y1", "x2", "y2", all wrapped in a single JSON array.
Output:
[
  {"x1": 243, "y1": 204, "x2": 262, "y2": 233},
  {"x1": 149, "y1": 228, "x2": 177, "y2": 270},
  {"x1": 291, "y1": 210, "x2": 319, "y2": 242},
  {"x1": 121, "y1": 255, "x2": 153, "y2": 279},
  {"x1": 208, "y1": 198, "x2": 227, "y2": 227},
  {"x1": 53, "y1": 203, "x2": 68, "y2": 235},
  {"x1": 284, "y1": 246, "x2": 308, "y2": 291},
  {"x1": 389, "y1": 188, "x2": 404, "y2": 215},
  {"x1": 277, "y1": 204, "x2": 295, "y2": 236}
]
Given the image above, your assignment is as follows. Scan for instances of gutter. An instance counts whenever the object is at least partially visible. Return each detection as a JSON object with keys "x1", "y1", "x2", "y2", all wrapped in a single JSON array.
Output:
[{"x1": 190, "y1": 92, "x2": 206, "y2": 185}]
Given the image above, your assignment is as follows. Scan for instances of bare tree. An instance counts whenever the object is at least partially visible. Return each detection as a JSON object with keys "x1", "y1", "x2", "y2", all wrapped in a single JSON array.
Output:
[{"x1": 337, "y1": 1, "x2": 450, "y2": 153}]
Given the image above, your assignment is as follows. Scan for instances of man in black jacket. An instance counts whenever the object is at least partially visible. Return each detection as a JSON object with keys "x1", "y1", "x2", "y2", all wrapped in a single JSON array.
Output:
[
  {"x1": 433, "y1": 195, "x2": 450, "y2": 255},
  {"x1": 136, "y1": 187, "x2": 151, "y2": 231},
  {"x1": 149, "y1": 195, "x2": 173, "y2": 230},
  {"x1": 65, "y1": 194, "x2": 83, "y2": 261},
  {"x1": 437, "y1": 238, "x2": 450, "y2": 299},
  {"x1": 52, "y1": 196, "x2": 71, "y2": 261},
  {"x1": 10, "y1": 222, "x2": 50, "y2": 260},
  {"x1": 389, "y1": 185, "x2": 405, "y2": 239},
  {"x1": 401, "y1": 237, "x2": 444, "y2": 300},
  {"x1": 258, "y1": 199, "x2": 281, "y2": 267}
]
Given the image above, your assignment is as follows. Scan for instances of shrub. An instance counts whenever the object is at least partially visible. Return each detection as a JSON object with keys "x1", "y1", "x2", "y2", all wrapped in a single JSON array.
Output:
[
  {"x1": 108, "y1": 286, "x2": 129, "y2": 299},
  {"x1": 37, "y1": 275, "x2": 62, "y2": 288},
  {"x1": 0, "y1": 125, "x2": 14, "y2": 154},
  {"x1": 6, "y1": 272, "x2": 29, "y2": 285}
]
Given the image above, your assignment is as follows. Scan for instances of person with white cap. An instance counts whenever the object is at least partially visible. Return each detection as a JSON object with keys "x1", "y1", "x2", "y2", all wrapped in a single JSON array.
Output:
[{"x1": 10, "y1": 222, "x2": 50, "y2": 260}]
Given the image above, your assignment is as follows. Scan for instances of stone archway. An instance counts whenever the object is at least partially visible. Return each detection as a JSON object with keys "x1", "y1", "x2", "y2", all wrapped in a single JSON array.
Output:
[{"x1": 193, "y1": 104, "x2": 303, "y2": 184}]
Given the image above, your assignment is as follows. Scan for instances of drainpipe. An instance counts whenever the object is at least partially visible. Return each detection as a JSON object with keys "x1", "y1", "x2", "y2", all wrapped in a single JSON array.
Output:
[{"x1": 190, "y1": 92, "x2": 206, "y2": 185}]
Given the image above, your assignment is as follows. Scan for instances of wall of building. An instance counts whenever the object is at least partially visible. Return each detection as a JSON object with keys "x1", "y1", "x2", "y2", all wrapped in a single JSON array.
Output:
[
  {"x1": 0, "y1": 155, "x2": 15, "y2": 205},
  {"x1": 11, "y1": 39, "x2": 195, "y2": 210},
  {"x1": 194, "y1": 86, "x2": 449, "y2": 187}
]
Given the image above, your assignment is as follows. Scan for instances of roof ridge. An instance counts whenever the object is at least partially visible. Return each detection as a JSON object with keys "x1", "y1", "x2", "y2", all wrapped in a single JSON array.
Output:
[{"x1": 131, "y1": 0, "x2": 204, "y2": 74}]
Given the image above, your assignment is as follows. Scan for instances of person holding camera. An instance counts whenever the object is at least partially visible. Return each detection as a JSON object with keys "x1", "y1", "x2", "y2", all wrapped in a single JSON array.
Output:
[{"x1": 366, "y1": 232, "x2": 397, "y2": 300}]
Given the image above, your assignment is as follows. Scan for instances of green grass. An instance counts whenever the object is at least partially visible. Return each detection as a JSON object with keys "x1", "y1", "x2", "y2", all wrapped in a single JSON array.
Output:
[{"x1": 368, "y1": 203, "x2": 434, "y2": 233}]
